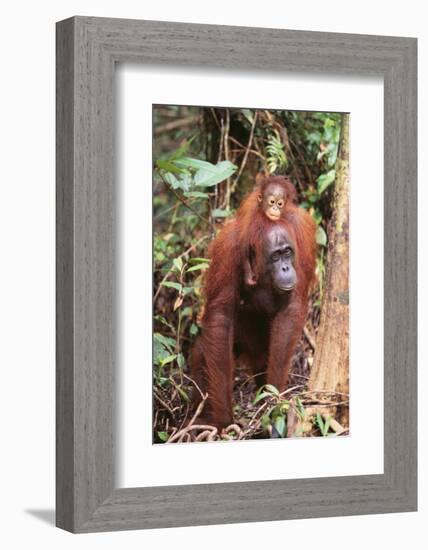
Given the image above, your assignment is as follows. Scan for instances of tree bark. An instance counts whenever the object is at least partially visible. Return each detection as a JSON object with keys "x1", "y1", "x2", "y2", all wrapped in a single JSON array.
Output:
[{"x1": 308, "y1": 113, "x2": 350, "y2": 428}]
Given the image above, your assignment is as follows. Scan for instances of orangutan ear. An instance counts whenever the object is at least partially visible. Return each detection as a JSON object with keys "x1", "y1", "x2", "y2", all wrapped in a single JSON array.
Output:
[{"x1": 257, "y1": 194, "x2": 263, "y2": 203}]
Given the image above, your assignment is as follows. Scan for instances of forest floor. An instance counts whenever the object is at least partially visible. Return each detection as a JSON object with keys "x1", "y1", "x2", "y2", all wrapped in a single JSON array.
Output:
[{"x1": 152, "y1": 289, "x2": 349, "y2": 444}]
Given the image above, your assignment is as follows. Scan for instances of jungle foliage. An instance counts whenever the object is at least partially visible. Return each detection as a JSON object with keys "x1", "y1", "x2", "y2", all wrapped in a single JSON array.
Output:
[{"x1": 153, "y1": 105, "x2": 345, "y2": 443}]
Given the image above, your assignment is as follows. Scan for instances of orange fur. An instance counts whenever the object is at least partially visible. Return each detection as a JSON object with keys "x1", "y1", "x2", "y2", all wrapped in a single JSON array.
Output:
[{"x1": 190, "y1": 175, "x2": 316, "y2": 429}]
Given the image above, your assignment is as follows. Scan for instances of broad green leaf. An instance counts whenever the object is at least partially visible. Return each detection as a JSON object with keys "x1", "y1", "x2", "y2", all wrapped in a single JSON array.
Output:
[
  {"x1": 190, "y1": 323, "x2": 199, "y2": 336},
  {"x1": 253, "y1": 392, "x2": 272, "y2": 405},
  {"x1": 189, "y1": 257, "x2": 211, "y2": 264},
  {"x1": 174, "y1": 157, "x2": 215, "y2": 171},
  {"x1": 160, "y1": 354, "x2": 177, "y2": 367},
  {"x1": 274, "y1": 416, "x2": 286, "y2": 437},
  {"x1": 172, "y1": 257, "x2": 183, "y2": 273},
  {"x1": 154, "y1": 332, "x2": 176, "y2": 353},
  {"x1": 161, "y1": 281, "x2": 183, "y2": 292},
  {"x1": 153, "y1": 340, "x2": 170, "y2": 366},
  {"x1": 263, "y1": 384, "x2": 280, "y2": 396},
  {"x1": 177, "y1": 353, "x2": 185, "y2": 370},
  {"x1": 241, "y1": 109, "x2": 254, "y2": 124},
  {"x1": 317, "y1": 169, "x2": 336, "y2": 195},
  {"x1": 162, "y1": 172, "x2": 180, "y2": 189},
  {"x1": 156, "y1": 159, "x2": 183, "y2": 174},
  {"x1": 176, "y1": 173, "x2": 191, "y2": 192},
  {"x1": 174, "y1": 157, "x2": 237, "y2": 187},
  {"x1": 194, "y1": 163, "x2": 237, "y2": 188},
  {"x1": 157, "y1": 431, "x2": 169, "y2": 442},
  {"x1": 186, "y1": 263, "x2": 209, "y2": 273}
]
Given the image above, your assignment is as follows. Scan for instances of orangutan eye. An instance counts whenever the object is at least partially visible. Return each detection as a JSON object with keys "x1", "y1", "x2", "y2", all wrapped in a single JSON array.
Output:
[
  {"x1": 277, "y1": 199, "x2": 284, "y2": 208},
  {"x1": 268, "y1": 197, "x2": 275, "y2": 206},
  {"x1": 284, "y1": 247, "x2": 292, "y2": 257},
  {"x1": 272, "y1": 252, "x2": 280, "y2": 262}
]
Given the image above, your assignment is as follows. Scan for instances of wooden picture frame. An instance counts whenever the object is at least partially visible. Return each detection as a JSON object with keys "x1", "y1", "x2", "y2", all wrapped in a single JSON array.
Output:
[{"x1": 56, "y1": 16, "x2": 417, "y2": 533}]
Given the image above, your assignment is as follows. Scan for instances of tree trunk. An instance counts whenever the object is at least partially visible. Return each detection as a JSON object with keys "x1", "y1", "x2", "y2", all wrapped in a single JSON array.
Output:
[{"x1": 308, "y1": 113, "x2": 350, "y2": 429}]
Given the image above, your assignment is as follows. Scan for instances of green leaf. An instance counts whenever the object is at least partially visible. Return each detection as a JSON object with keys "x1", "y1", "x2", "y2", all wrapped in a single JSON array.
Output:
[
  {"x1": 317, "y1": 169, "x2": 336, "y2": 195},
  {"x1": 211, "y1": 208, "x2": 231, "y2": 218},
  {"x1": 157, "y1": 431, "x2": 169, "y2": 442},
  {"x1": 177, "y1": 386, "x2": 190, "y2": 402},
  {"x1": 186, "y1": 263, "x2": 209, "y2": 273},
  {"x1": 295, "y1": 396, "x2": 305, "y2": 419},
  {"x1": 160, "y1": 354, "x2": 177, "y2": 366},
  {"x1": 177, "y1": 353, "x2": 185, "y2": 370},
  {"x1": 196, "y1": 163, "x2": 237, "y2": 188},
  {"x1": 173, "y1": 157, "x2": 237, "y2": 188},
  {"x1": 154, "y1": 333, "x2": 177, "y2": 353},
  {"x1": 323, "y1": 415, "x2": 332, "y2": 436},
  {"x1": 153, "y1": 340, "x2": 170, "y2": 366},
  {"x1": 161, "y1": 281, "x2": 183, "y2": 292},
  {"x1": 156, "y1": 159, "x2": 184, "y2": 174},
  {"x1": 274, "y1": 416, "x2": 286, "y2": 437},
  {"x1": 190, "y1": 323, "x2": 199, "y2": 336},
  {"x1": 263, "y1": 384, "x2": 280, "y2": 396},
  {"x1": 316, "y1": 412, "x2": 324, "y2": 433},
  {"x1": 189, "y1": 257, "x2": 211, "y2": 264},
  {"x1": 172, "y1": 257, "x2": 183, "y2": 273},
  {"x1": 182, "y1": 286, "x2": 194, "y2": 296},
  {"x1": 316, "y1": 226, "x2": 327, "y2": 247},
  {"x1": 163, "y1": 171, "x2": 191, "y2": 192},
  {"x1": 253, "y1": 392, "x2": 272, "y2": 405},
  {"x1": 176, "y1": 173, "x2": 192, "y2": 192},
  {"x1": 174, "y1": 157, "x2": 216, "y2": 171},
  {"x1": 162, "y1": 172, "x2": 181, "y2": 189},
  {"x1": 241, "y1": 109, "x2": 254, "y2": 124}
]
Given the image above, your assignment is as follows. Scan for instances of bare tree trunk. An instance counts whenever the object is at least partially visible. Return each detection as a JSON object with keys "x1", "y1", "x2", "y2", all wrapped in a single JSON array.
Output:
[{"x1": 308, "y1": 113, "x2": 350, "y2": 428}]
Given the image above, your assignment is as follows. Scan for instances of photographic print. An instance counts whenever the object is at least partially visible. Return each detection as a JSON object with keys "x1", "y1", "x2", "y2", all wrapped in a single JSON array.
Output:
[{"x1": 153, "y1": 105, "x2": 349, "y2": 444}]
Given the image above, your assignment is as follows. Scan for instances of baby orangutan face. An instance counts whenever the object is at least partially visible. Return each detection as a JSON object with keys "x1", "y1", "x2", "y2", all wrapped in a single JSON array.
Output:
[{"x1": 258, "y1": 183, "x2": 286, "y2": 221}]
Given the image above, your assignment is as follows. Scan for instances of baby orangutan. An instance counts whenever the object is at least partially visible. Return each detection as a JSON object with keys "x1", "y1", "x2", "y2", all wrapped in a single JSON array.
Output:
[
  {"x1": 258, "y1": 179, "x2": 293, "y2": 220},
  {"x1": 240, "y1": 175, "x2": 298, "y2": 287}
]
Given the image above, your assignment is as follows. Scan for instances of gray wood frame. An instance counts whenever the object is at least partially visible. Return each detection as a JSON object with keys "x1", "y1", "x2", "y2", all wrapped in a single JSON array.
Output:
[{"x1": 56, "y1": 16, "x2": 417, "y2": 533}]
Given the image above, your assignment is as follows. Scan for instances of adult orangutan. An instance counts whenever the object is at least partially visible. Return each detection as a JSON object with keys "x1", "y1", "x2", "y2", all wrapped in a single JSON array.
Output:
[{"x1": 190, "y1": 175, "x2": 317, "y2": 429}]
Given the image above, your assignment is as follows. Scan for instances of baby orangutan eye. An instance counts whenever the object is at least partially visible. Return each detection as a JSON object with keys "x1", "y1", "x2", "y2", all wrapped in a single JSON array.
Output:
[
  {"x1": 268, "y1": 197, "x2": 275, "y2": 206},
  {"x1": 277, "y1": 199, "x2": 284, "y2": 208}
]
